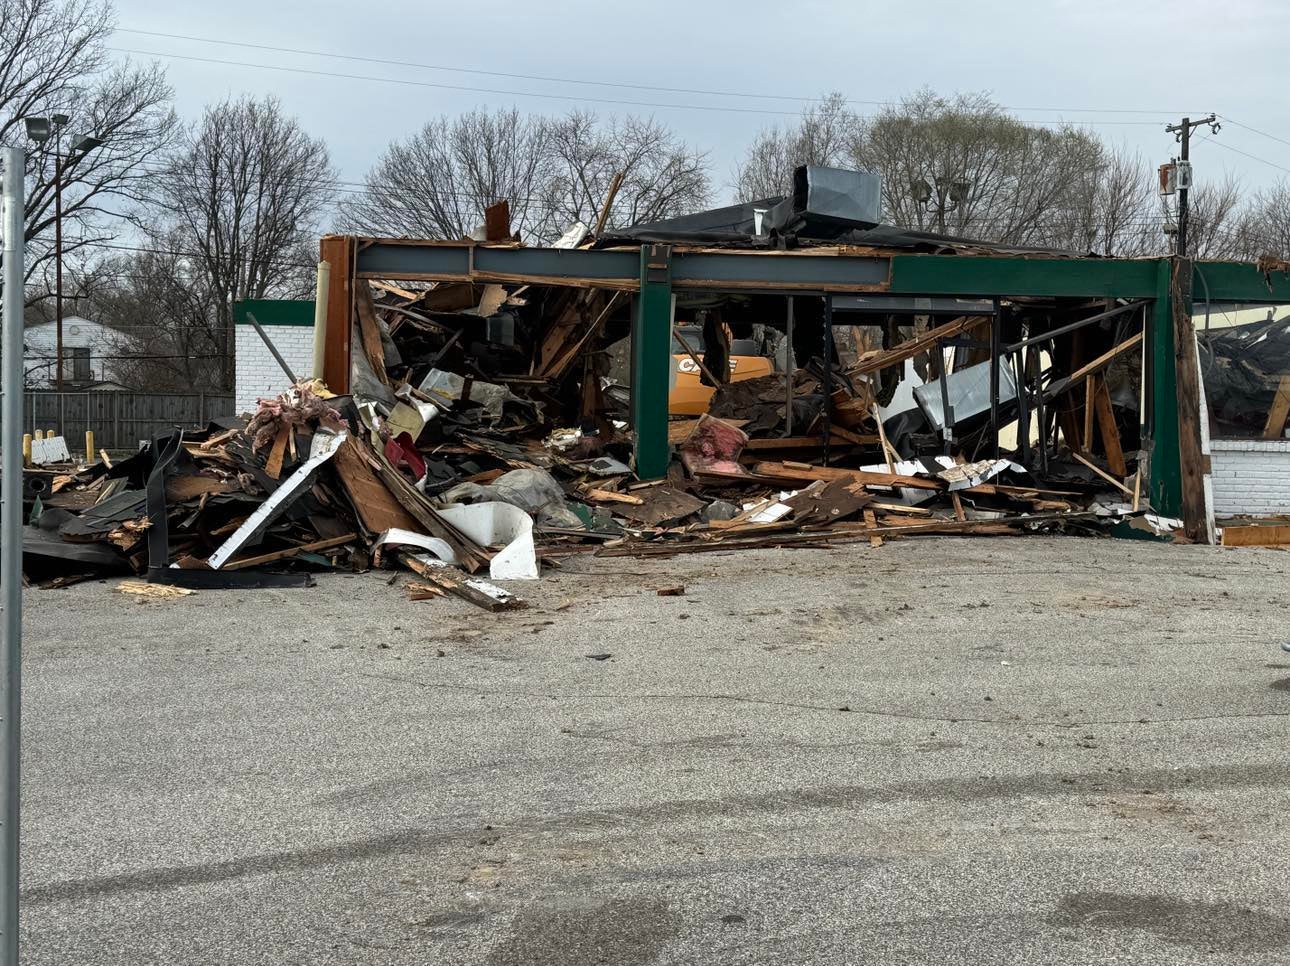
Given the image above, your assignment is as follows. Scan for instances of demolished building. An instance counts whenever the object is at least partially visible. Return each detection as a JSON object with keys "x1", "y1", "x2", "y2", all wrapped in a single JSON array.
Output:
[{"x1": 21, "y1": 166, "x2": 1290, "y2": 597}]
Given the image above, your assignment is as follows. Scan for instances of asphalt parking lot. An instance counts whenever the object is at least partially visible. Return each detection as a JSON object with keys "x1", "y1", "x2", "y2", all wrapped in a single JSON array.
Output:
[{"x1": 18, "y1": 535, "x2": 1290, "y2": 964}]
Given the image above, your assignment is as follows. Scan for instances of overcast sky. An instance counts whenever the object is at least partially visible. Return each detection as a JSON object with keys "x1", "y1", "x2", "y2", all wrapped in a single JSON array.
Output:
[{"x1": 109, "y1": 0, "x2": 1290, "y2": 224}]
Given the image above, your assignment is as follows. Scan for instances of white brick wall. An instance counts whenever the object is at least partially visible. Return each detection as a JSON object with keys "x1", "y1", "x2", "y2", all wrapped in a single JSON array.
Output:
[
  {"x1": 234, "y1": 323, "x2": 317, "y2": 415},
  {"x1": 1210, "y1": 438, "x2": 1290, "y2": 517}
]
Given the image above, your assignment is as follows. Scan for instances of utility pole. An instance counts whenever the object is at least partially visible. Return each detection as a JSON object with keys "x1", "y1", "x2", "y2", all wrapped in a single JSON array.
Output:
[
  {"x1": 1165, "y1": 114, "x2": 1220, "y2": 257},
  {"x1": 1, "y1": 145, "x2": 26, "y2": 966}
]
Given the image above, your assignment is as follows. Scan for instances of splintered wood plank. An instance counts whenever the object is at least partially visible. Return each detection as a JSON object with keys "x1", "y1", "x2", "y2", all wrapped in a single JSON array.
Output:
[
  {"x1": 951, "y1": 492, "x2": 967, "y2": 522},
  {"x1": 873, "y1": 404, "x2": 898, "y2": 474},
  {"x1": 265, "y1": 426, "x2": 290, "y2": 480},
  {"x1": 165, "y1": 475, "x2": 235, "y2": 502},
  {"x1": 1092, "y1": 376, "x2": 1127, "y2": 477},
  {"x1": 484, "y1": 200, "x2": 511, "y2": 241},
  {"x1": 581, "y1": 488, "x2": 644, "y2": 506},
  {"x1": 1072, "y1": 451, "x2": 1133, "y2": 497},
  {"x1": 848, "y1": 315, "x2": 988, "y2": 376},
  {"x1": 1171, "y1": 260, "x2": 1207, "y2": 542},
  {"x1": 542, "y1": 292, "x2": 623, "y2": 379},
  {"x1": 1083, "y1": 376, "x2": 1096, "y2": 453},
  {"x1": 399, "y1": 552, "x2": 525, "y2": 611},
  {"x1": 1263, "y1": 374, "x2": 1290, "y2": 439},
  {"x1": 354, "y1": 279, "x2": 390, "y2": 386},
  {"x1": 223, "y1": 533, "x2": 356, "y2": 571},
  {"x1": 332, "y1": 436, "x2": 421, "y2": 534},
  {"x1": 864, "y1": 508, "x2": 882, "y2": 547},
  {"x1": 1056, "y1": 402, "x2": 1082, "y2": 452},
  {"x1": 1067, "y1": 330, "x2": 1144, "y2": 384},
  {"x1": 1220, "y1": 524, "x2": 1290, "y2": 547},
  {"x1": 592, "y1": 171, "x2": 624, "y2": 238},
  {"x1": 753, "y1": 460, "x2": 942, "y2": 490}
]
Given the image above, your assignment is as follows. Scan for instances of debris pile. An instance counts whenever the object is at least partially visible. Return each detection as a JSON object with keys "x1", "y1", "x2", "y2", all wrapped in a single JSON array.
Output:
[
  {"x1": 19, "y1": 170, "x2": 1221, "y2": 599},
  {"x1": 19, "y1": 281, "x2": 1169, "y2": 607}
]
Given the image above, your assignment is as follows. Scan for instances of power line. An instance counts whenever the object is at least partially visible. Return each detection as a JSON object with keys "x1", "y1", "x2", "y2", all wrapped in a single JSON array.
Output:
[
  {"x1": 1202, "y1": 137, "x2": 1290, "y2": 177},
  {"x1": 108, "y1": 47, "x2": 1171, "y2": 127},
  {"x1": 113, "y1": 27, "x2": 1193, "y2": 117},
  {"x1": 1218, "y1": 116, "x2": 1290, "y2": 153}
]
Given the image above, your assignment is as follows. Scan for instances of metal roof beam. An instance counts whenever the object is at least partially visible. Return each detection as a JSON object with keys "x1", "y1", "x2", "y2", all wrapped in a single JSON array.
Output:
[{"x1": 353, "y1": 239, "x2": 891, "y2": 293}]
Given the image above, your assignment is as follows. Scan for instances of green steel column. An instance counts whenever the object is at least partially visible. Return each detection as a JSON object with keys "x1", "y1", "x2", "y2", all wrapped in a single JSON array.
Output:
[
  {"x1": 632, "y1": 244, "x2": 673, "y2": 479},
  {"x1": 1146, "y1": 257, "x2": 1182, "y2": 515}
]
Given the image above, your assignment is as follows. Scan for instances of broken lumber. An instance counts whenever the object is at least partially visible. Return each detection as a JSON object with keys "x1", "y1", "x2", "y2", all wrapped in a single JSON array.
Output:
[
  {"x1": 223, "y1": 533, "x2": 356, "y2": 571},
  {"x1": 1067, "y1": 330, "x2": 1145, "y2": 385},
  {"x1": 581, "y1": 487, "x2": 644, "y2": 506},
  {"x1": 864, "y1": 508, "x2": 882, "y2": 547},
  {"x1": 752, "y1": 460, "x2": 943, "y2": 491},
  {"x1": 1263, "y1": 374, "x2": 1290, "y2": 439},
  {"x1": 595, "y1": 511, "x2": 1098, "y2": 557},
  {"x1": 1092, "y1": 376, "x2": 1127, "y2": 477},
  {"x1": 333, "y1": 437, "x2": 422, "y2": 534},
  {"x1": 355, "y1": 279, "x2": 391, "y2": 386},
  {"x1": 1072, "y1": 451, "x2": 1133, "y2": 497},
  {"x1": 848, "y1": 316, "x2": 988, "y2": 377},
  {"x1": 1220, "y1": 524, "x2": 1290, "y2": 547},
  {"x1": 399, "y1": 551, "x2": 525, "y2": 611}
]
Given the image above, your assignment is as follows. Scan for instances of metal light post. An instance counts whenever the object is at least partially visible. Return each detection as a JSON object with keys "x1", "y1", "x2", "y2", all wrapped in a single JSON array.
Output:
[
  {"x1": 912, "y1": 176, "x2": 971, "y2": 235},
  {"x1": 24, "y1": 115, "x2": 102, "y2": 391},
  {"x1": 1, "y1": 145, "x2": 27, "y2": 966}
]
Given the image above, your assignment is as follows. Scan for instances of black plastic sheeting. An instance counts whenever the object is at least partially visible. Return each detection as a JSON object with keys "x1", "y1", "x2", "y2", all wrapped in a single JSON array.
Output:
[
  {"x1": 1198, "y1": 315, "x2": 1290, "y2": 436},
  {"x1": 603, "y1": 166, "x2": 1090, "y2": 257}
]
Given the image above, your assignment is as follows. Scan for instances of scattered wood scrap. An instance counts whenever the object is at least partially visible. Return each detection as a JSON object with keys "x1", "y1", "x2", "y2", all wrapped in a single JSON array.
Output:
[
  {"x1": 752, "y1": 461, "x2": 943, "y2": 491},
  {"x1": 399, "y1": 551, "x2": 525, "y2": 611},
  {"x1": 1220, "y1": 524, "x2": 1290, "y2": 547},
  {"x1": 118, "y1": 580, "x2": 194, "y2": 599}
]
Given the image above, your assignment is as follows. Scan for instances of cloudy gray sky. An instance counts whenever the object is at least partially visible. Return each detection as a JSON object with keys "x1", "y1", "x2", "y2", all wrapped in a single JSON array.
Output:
[{"x1": 109, "y1": 0, "x2": 1290, "y2": 222}]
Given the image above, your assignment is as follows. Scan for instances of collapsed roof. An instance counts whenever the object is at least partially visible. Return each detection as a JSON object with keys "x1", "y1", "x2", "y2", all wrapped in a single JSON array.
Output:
[{"x1": 601, "y1": 164, "x2": 1092, "y2": 258}]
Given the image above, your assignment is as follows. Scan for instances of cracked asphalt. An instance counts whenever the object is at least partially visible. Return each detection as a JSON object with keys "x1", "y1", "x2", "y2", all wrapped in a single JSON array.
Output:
[{"x1": 18, "y1": 535, "x2": 1290, "y2": 964}]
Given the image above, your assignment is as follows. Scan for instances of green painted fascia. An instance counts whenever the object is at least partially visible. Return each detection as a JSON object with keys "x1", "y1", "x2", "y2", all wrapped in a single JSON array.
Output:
[
  {"x1": 632, "y1": 246, "x2": 673, "y2": 480},
  {"x1": 889, "y1": 255, "x2": 1162, "y2": 299},
  {"x1": 1192, "y1": 261, "x2": 1290, "y2": 303},
  {"x1": 234, "y1": 299, "x2": 316, "y2": 327}
]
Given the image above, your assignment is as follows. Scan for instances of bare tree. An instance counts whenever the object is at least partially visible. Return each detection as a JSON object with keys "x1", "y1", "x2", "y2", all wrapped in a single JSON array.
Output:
[
  {"x1": 1183, "y1": 174, "x2": 1245, "y2": 259},
  {"x1": 542, "y1": 111, "x2": 710, "y2": 233},
  {"x1": 1233, "y1": 179, "x2": 1290, "y2": 259},
  {"x1": 0, "y1": 0, "x2": 178, "y2": 301},
  {"x1": 79, "y1": 239, "x2": 226, "y2": 391},
  {"x1": 734, "y1": 92, "x2": 855, "y2": 202},
  {"x1": 1043, "y1": 147, "x2": 1161, "y2": 256},
  {"x1": 847, "y1": 90, "x2": 1107, "y2": 245},
  {"x1": 340, "y1": 108, "x2": 557, "y2": 241},
  {"x1": 142, "y1": 95, "x2": 334, "y2": 389},
  {"x1": 344, "y1": 108, "x2": 708, "y2": 243}
]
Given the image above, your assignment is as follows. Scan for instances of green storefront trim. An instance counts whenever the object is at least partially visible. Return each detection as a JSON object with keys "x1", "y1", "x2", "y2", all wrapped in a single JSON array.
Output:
[{"x1": 234, "y1": 299, "x2": 316, "y2": 327}]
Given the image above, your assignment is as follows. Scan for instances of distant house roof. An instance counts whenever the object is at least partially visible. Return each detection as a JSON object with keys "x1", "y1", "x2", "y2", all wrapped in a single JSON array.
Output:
[{"x1": 24, "y1": 315, "x2": 139, "y2": 338}]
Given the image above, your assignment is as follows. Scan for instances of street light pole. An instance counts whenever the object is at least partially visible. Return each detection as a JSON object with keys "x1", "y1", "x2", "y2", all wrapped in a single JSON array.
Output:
[
  {"x1": 1, "y1": 145, "x2": 27, "y2": 966},
  {"x1": 23, "y1": 115, "x2": 100, "y2": 392},
  {"x1": 53, "y1": 143, "x2": 63, "y2": 390}
]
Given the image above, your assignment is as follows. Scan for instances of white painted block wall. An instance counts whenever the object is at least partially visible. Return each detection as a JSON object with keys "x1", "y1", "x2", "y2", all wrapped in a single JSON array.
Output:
[
  {"x1": 1210, "y1": 438, "x2": 1290, "y2": 517},
  {"x1": 234, "y1": 323, "x2": 316, "y2": 415}
]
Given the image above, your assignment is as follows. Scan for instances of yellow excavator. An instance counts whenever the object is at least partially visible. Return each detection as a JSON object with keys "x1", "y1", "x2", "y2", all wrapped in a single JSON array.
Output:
[{"x1": 668, "y1": 325, "x2": 774, "y2": 416}]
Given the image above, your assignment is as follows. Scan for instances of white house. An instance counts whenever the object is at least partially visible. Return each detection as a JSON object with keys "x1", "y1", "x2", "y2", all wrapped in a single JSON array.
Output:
[{"x1": 23, "y1": 315, "x2": 129, "y2": 389}]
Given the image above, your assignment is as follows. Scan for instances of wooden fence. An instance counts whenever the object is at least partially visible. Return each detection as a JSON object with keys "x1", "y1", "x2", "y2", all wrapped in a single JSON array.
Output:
[{"x1": 23, "y1": 391, "x2": 234, "y2": 451}]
